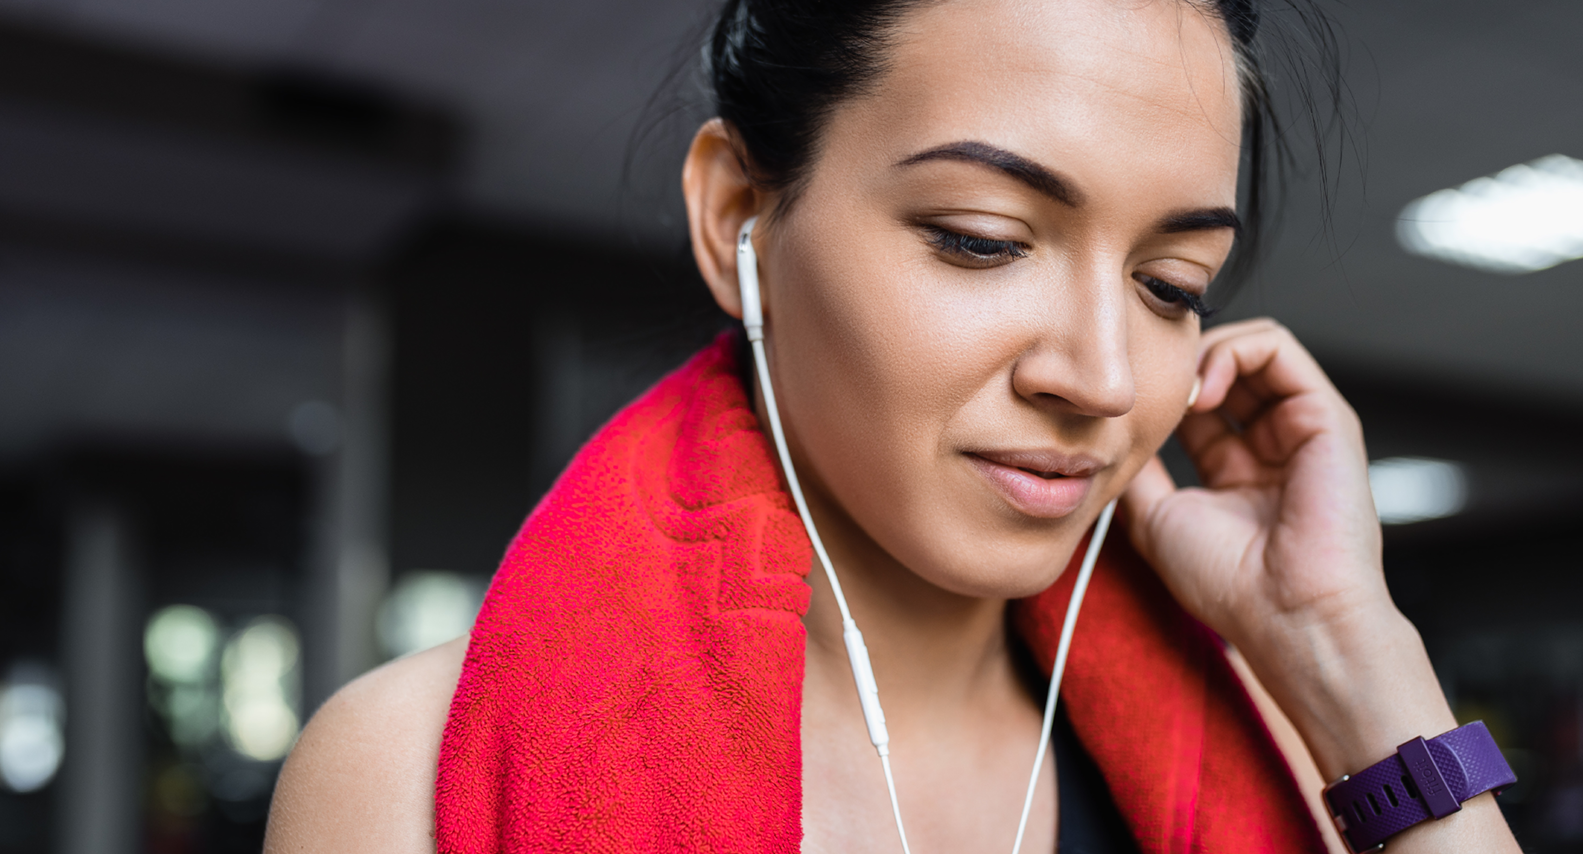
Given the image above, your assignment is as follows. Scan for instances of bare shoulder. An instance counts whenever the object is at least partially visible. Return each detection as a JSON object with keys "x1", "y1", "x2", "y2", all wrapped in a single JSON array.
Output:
[{"x1": 264, "y1": 636, "x2": 469, "y2": 854}]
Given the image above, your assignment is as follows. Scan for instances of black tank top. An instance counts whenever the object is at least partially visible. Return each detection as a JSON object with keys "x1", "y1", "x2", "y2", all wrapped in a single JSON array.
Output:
[
  {"x1": 1054, "y1": 703, "x2": 1142, "y2": 853},
  {"x1": 1011, "y1": 628, "x2": 1141, "y2": 853}
]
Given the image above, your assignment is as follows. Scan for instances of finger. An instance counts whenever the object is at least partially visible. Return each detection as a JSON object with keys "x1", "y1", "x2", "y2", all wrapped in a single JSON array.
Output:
[
  {"x1": 1224, "y1": 331, "x2": 1363, "y2": 454},
  {"x1": 1192, "y1": 317, "x2": 1285, "y2": 411},
  {"x1": 1220, "y1": 381, "x2": 1275, "y2": 428},
  {"x1": 1190, "y1": 336, "x2": 1250, "y2": 414},
  {"x1": 1190, "y1": 321, "x2": 1365, "y2": 475},
  {"x1": 1177, "y1": 413, "x2": 1266, "y2": 487},
  {"x1": 1242, "y1": 391, "x2": 1358, "y2": 468},
  {"x1": 1198, "y1": 316, "x2": 1283, "y2": 350},
  {"x1": 1122, "y1": 455, "x2": 1176, "y2": 558},
  {"x1": 1196, "y1": 322, "x2": 1337, "y2": 413},
  {"x1": 1176, "y1": 408, "x2": 1235, "y2": 457}
]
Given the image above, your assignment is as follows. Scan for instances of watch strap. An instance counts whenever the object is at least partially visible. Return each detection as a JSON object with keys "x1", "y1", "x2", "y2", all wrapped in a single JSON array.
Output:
[{"x1": 1322, "y1": 721, "x2": 1516, "y2": 852}]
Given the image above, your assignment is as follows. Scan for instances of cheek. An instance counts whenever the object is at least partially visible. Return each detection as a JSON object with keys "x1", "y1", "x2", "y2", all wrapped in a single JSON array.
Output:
[
  {"x1": 765, "y1": 205, "x2": 1018, "y2": 562},
  {"x1": 769, "y1": 209, "x2": 983, "y2": 458},
  {"x1": 1121, "y1": 312, "x2": 1200, "y2": 467}
]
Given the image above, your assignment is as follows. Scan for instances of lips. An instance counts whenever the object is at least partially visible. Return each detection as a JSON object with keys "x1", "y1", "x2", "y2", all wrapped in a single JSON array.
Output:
[{"x1": 965, "y1": 449, "x2": 1102, "y2": 519}]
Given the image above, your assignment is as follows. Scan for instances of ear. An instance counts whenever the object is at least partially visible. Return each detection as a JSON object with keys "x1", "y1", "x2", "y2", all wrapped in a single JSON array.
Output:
[{"x1": 682, "y1": 118, "x2": 764, "y2": 320}]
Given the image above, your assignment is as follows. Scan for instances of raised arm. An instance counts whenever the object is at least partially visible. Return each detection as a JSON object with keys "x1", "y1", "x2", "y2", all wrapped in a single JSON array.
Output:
[
  {"x1": 1124, "y1": 318, "x2": 1519, "y2": 854},
  {"x1": 263, "y1": 636, "x2": 467, "y2": 854}
]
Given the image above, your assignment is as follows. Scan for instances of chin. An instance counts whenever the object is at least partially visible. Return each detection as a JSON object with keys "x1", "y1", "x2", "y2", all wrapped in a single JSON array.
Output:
[{"x1": 908, "y1": 538, "x2": 1084, "y2": 601}]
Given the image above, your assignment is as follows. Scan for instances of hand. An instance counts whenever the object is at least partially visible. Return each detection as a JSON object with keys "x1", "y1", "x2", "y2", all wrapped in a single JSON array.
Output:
[
  {"x1": 1122, "y1": 318, "x2": 1387, "y2": 650},
  {"x1": 1120, "y1": 319, "x2": 1520, "y2": 854}
]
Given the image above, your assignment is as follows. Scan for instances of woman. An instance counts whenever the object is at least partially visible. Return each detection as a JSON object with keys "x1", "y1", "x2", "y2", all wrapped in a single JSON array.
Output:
[{"x1": 265, "y1": 0, "x2": 1522, "y2": 852}]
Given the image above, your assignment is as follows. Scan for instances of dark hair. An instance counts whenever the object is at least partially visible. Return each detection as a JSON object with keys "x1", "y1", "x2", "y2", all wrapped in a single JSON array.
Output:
[{"x1": 700, "y1": 0, "x2": 1347, "y2": 303}]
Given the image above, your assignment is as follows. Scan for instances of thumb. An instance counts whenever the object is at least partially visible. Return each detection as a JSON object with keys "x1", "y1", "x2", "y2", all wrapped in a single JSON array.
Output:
[{"x1": 1122, "y1": 455, "x2": 1176, "y2": 562}]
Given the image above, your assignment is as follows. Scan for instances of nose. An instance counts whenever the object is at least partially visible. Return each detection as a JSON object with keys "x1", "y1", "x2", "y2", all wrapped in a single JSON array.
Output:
[{"x1": 1010, "y1": 262, "x2": 1136, "y2": 419}]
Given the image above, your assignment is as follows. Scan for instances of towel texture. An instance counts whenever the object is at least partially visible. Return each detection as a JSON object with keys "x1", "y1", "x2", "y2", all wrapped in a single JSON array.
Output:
[{"x1": 435, "y1": 333, "x2": 1326, "y2": 853}]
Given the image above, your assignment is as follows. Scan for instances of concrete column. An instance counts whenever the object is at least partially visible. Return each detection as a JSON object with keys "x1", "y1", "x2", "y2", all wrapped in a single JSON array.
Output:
[
  {"x1": 56, "y1": 504, "x2": 142, "y2": 854},
  {"x1": 304, "y1": 291, "x2": 392, "y2": 712}
]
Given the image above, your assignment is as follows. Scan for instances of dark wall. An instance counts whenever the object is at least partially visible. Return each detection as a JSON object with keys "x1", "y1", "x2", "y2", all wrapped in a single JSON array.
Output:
[
  {"x1": 1331, "y1": 367, "x2": 1583, "y2": 849},
  {"x1": 387, "y1": 219, "x2": 723, "y2": 578}
]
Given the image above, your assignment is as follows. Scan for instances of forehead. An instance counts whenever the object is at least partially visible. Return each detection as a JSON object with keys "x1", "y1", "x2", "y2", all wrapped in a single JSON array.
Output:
[{"x1": 824, "y1": 0, "x2": 1242, "y2": 205}]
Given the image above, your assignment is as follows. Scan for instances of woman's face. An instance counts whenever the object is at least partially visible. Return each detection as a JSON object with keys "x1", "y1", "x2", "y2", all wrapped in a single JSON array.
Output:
[{"x1": 753, "y1": 0, "x2": 1243, "y2": 598}]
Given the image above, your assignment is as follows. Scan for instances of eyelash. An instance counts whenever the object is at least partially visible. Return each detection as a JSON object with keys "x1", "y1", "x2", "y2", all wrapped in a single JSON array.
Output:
[
  {"x1": 1138, "y1": 275, "x2": 1216, "y2": 318},
  {"x1": 924, "y1": 226, "x2": 1216, "y2": 319},
  {"x1": 925, "y1": 226, "x2": 1028, "y2": 262}
]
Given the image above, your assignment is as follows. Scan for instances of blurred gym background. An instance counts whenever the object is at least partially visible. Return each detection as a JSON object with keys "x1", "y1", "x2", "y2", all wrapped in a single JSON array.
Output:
[{"x1": 0, "y1": 1, "x2": 1577, "y2": 851}]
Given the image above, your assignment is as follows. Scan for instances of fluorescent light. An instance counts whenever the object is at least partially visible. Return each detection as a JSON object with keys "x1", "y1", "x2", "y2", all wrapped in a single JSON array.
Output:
[
  {"x1": 1368, "y1": 457, "x2": 1467, "y2": 525},
  {"x1": 1396, "y1": 154, "x2": 1583, "y2": 274}
]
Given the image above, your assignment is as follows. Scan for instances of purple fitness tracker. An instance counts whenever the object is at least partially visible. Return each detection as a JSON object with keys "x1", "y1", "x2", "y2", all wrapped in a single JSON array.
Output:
[{"x1": 1322, "y1": 721, "x2": 1516, "y2": 852}]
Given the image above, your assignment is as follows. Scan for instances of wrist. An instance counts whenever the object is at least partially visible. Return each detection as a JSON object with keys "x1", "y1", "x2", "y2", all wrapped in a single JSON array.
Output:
[{"x1": 1237, "y1": 603, "x2": 1457, "y2": 781}]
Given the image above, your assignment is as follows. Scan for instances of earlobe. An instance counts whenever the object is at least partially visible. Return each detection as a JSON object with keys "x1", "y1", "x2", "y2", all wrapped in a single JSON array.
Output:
[{"x1": 682, "y1": 118, "x2": 763, "y2": 320}]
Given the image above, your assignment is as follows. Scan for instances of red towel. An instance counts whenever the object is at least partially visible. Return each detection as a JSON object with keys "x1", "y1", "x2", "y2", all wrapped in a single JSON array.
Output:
[{"x1": 435, "y1": 333, "x2": 1326, "y2": 853}]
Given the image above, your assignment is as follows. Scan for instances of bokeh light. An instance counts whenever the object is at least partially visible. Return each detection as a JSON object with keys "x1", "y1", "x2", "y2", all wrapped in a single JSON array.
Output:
[
  {"x1": 1397, "y1": 154, "x2": 1583, "y2": 274},
  {"x1": 146, "y1": 605, "x2": 224, "y2": 750},
  {"x1": 145, "y1": 605, "x2": 220, "y2": 684},
  {"x1": 377, "y1": 571, "x2": 484, "y2": 659},
  {"x1": 220, "y1": 617, "x2": 301, "y2": 762},
  {"x1": 0, "y1": 665, "x2": 65, "y2": 793},
  {"x1": 1368, "y1": 457, "x2": 1469, "y2": 525}
]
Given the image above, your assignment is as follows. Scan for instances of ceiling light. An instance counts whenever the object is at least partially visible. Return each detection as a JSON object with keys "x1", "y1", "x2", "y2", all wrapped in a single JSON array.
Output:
[
  {"x1": 1396, "y1": 154, "x2": 1583, "y2": 274},
  {"x1": 1368, "y1": 457, "x2": 1467, "y2": 525}
]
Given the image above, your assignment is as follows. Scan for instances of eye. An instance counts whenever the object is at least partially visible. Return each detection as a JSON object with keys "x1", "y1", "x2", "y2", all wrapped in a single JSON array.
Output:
[
  {"x1": 924, "y1": 226, "x2": 1029, "y2": 268},
  {"x1": 1135, "y1": 274, "x2": 1215, "y2": 319}
]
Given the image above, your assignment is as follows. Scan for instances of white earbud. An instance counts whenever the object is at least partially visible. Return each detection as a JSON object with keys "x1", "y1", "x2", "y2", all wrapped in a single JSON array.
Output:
[
  {"x1": 735, "y1": 216, "x2": 1116, "y2": 854},
  {"x1": 737, "y1": 217, "x2": 765, "y2": 338}
]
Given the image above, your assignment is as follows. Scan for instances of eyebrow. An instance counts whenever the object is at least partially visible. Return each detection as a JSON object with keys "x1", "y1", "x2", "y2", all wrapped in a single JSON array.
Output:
[
  {"x1": 896, "y1": 141, "x2": 1082, "y2": 207},
  {"x1": 1158, "y1": 207, "x2": 1243, "y2": 237},
  {"x1": 896, "y1": 140, "x2": 1243, "y2": 237}
]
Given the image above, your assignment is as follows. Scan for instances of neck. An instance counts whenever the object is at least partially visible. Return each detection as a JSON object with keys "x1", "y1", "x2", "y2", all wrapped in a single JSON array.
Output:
[{"x1": 799, "y1": 483, "x2": 1031, "y2": 733}]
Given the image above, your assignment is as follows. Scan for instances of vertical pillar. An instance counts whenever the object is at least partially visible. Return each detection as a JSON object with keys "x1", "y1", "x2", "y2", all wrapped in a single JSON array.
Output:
[
  {"x1": 304, "y1": 291, "x2": 392, "y2": 712},
  {"x1": 56, "y1": 504, "x2": 142, "y2": 854}
]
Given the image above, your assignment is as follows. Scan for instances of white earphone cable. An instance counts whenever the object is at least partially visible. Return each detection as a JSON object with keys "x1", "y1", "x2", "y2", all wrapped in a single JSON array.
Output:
[
  {"x1": 1009, "y1": 497, "x2": 1116, "y2": 854},
  {"x1": 880, "y1": 753, "x2": 914, "y2": 854},
  {"x1": 749, "y1": 335, "x2": 853, "y2": 624}
]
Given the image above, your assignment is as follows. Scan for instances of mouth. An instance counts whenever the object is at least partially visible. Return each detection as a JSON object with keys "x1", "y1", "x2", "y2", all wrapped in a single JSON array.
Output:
[{"x1": 965, "y1": 450, "x2": 1102, "y2": 519}]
